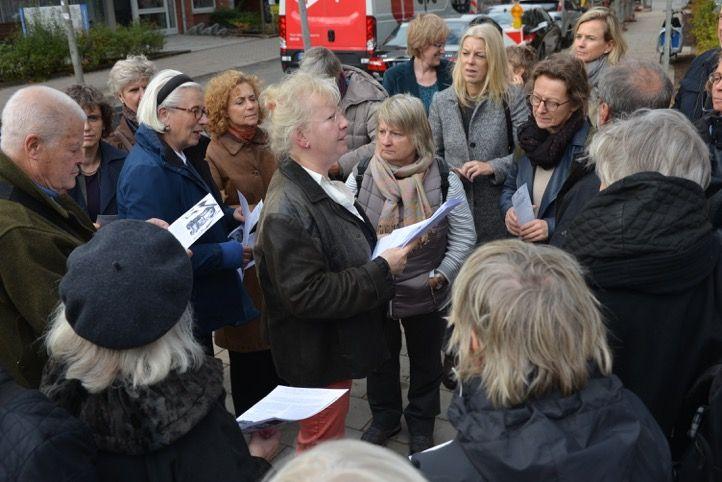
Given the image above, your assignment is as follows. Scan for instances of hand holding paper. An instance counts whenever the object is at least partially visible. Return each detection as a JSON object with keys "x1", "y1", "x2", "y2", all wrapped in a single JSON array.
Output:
[{"x1": 371, "y1": 198, "x2": 462, "y2": 259}]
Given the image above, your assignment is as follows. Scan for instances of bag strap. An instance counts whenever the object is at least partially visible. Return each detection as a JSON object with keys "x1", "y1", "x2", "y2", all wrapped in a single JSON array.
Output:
[
  {"x1": 436, "y1": 157, "x2": 449, "y2": 202},
  {"x1": 355, "y1": 155, "x2": 373, "y2": 199},
  {"x1": 504, "y1": 99, "x2": 514, "y2": 154}
]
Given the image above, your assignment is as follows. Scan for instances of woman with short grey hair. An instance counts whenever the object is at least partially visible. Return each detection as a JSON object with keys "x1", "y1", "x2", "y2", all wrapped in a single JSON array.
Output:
[
  {"x1": 40, "y1": 220, "x2": 276, "y2": 481},
  {"x1": 411, "y1": 239, "x2": 672, "y2": 481},
  {"x1": 561, "y1": 109, "x2": 722, "y2": 453},
  {"x1": 346, "y1": 94, "x2": 475, "y2": 454},
  {"x1": 106, "y1": 55, "x2": 156, "y2": 151}
]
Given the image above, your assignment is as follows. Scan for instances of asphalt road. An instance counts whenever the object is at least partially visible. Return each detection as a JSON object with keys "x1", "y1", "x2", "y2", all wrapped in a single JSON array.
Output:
[{"x1": 197, "y1": 58, "x2": 286, "y2": 89}]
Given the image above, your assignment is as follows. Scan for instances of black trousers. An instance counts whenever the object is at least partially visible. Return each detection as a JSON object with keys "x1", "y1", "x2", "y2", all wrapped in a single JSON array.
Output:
[
  {"x1": 366, "y1": 310, "x2": 446, "y2": 436},
  {"x1": 228, "y1": 349, "x2": 283, "y2": 416}
]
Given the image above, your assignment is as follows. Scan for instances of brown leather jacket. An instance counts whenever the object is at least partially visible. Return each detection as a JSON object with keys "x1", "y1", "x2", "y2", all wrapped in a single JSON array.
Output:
[
  {"x1": 105, "y1": 113, "x2": 136, "y2": 152},
  {"x1": 205, "y1": 129, "x2": 277, "y2": 352}
]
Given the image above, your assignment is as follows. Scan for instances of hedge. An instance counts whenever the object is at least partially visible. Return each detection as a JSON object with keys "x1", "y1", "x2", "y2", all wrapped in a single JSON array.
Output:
[
  {"x1": 0, "y1": 22, "x2": 164, "y2": 83},
  {"x1": 690, "y1": 0, "x2": 719, "y2": 53}
]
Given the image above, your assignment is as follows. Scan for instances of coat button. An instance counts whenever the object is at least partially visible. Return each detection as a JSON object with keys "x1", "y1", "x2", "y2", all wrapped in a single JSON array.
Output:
[
  {"x1": 252, "y1": 170, "x2": 260, "y2": 176},
  {"x1": 469, "y1": 142, "x2": 476, "y2": 148}
]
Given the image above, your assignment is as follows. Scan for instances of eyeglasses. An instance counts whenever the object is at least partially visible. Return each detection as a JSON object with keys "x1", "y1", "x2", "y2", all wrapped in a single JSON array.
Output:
[
  {"x1": 168, "y1": 105, "x2": 209, "y2": 121},
  {"x1": 528, "y1": 93, "x2": 571, "y2": 112},
  {"x1": 85, "y1": 114, "x2": 102, "y2": 124},
  {"x1": 709, "y1": 73, "x2": 722, "y2": 86}
]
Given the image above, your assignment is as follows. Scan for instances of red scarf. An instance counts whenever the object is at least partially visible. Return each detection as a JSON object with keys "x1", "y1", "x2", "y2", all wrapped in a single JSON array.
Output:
[{"x1": 227, "y1": 125, "x2": 257, "y2": 143}]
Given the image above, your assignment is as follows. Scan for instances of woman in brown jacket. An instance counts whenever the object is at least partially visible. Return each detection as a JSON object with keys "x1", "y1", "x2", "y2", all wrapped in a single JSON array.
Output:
[{"x1": 205, "y1": 70, "x2": 281, "y2": 415}]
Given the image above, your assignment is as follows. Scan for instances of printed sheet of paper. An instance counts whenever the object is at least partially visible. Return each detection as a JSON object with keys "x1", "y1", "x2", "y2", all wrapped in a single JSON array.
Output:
[
  {"x1": 168, "y1": 193, "x2": 224, "y2": 249},
  {"x1": 229, "y1": 192, "x2": 263, "y2": 280},
  {"x1": 512, "y1": 183, "x2": 536, "y2": 226},
  {"x1": 236, "y1": 386, "x2": 348, "y2": 432},
  {"x1": 371, "y1": 198, "x2": 462, "y2": 259}
]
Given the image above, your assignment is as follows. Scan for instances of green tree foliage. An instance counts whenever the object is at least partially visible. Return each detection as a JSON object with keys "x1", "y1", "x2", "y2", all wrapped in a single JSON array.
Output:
[{"x1": 691, "y1": 0, "x2": 719, "y2": 52}]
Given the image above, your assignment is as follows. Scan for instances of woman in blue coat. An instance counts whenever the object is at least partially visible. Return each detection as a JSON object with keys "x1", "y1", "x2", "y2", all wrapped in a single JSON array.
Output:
[
  {"x1": 500, "y1": 54, "x2": 591, "y2": 243},
  {"x1": 117, "y1": 69, "x2": 257, "y2": 351}
]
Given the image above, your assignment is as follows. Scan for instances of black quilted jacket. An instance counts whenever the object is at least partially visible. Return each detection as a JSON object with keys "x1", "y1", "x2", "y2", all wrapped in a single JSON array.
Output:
[
  {"x1": 562, "y1": 172, "x2": 722, "y2": 445},
  {"x1": 0, "y1": 366, "x2": 97, "y2": 482}
]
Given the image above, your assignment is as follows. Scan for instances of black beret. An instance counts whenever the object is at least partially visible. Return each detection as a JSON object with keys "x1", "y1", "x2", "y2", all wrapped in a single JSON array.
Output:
[{"x1": 60, "y1": 220, "x2": 193, "y2": 350}]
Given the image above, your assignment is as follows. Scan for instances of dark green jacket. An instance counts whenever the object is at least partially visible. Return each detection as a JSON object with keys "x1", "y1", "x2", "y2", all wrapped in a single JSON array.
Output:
[{"x1": 0, "y1": 152, "x2": 95, "y2": 388}]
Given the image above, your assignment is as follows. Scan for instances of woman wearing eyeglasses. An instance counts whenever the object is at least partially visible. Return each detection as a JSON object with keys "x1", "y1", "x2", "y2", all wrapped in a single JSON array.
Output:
[
  {"x1": 429, "y1": 23, "x2": 528, "y2": 245},
  {"x1": 117, "y1": 69, "x2": 259, "y2": 353},
  {"x1": 64, "y1": 84, "x2": 127, "y2": 222},
  {"x1": 695, "y1": 57, "x2": 722, "y2": 196},
  {"x1": 500, "y1": 54, "x2": 591, "y2": 243}
]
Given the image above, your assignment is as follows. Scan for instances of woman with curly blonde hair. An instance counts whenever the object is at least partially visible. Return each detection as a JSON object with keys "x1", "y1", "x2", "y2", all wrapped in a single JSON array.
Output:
[{"x1": 204, "y1": 69, "x2": 281, "y2": 416}]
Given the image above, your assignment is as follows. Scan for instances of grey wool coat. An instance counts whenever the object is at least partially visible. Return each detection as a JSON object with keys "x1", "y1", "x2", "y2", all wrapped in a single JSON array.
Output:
[
  {"x1": 337, "y1": 66, "x2": 388, "y2": 179},
  {"x1": 429, "y1": 85, "x2": 528, "y2": 244}
]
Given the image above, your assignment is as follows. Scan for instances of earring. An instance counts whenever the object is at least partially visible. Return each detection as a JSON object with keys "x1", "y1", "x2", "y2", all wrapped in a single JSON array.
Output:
[{"x1": 163, "y1": 124, "x2": 170, "y2": 133}]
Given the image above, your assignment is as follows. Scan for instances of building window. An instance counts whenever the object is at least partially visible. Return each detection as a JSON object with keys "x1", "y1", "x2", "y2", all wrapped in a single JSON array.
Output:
[{"x1": 192, "y1": 0, "x2": 215, "y2": 13}]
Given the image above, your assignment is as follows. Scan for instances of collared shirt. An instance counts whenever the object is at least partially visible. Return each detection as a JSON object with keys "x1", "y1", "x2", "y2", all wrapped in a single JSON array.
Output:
[
  {"x1": 300, "y1": 164, "x2": 363, "y2": 220},
  {"x1": 34, "y1": 182, "x2": 59, "y2": 198}
]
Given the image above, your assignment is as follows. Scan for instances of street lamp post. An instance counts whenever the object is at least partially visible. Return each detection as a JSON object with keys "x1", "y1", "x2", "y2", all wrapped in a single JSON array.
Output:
[{"x1": 60, "y1": 0, "x2": 84, "y2": 84}]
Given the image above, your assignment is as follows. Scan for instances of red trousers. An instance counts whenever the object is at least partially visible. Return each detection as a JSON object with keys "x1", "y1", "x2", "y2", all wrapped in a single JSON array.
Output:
[{"x1": 295, "y1": 379, "x2": 352, "y2": 452}]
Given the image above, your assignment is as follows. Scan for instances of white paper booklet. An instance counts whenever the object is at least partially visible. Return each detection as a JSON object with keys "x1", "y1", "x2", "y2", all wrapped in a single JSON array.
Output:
[
  {"x1": 512, "y1": 183, "x2": 536, "y2": 226},
  {"x1": 168, "y1": 193, "x2": 224, "y2": 249},
  {"x1": 371, "y1": 198, "x2": 462, "y2": 259},
  {"x1": 237, "y1": 386, "x2": 348, "y2": 432}
]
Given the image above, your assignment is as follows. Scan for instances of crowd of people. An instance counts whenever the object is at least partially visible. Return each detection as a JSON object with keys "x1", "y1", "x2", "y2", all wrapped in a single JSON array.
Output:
[{"x1": 1, "y1": 6, "x2": 721, "y2": 482}]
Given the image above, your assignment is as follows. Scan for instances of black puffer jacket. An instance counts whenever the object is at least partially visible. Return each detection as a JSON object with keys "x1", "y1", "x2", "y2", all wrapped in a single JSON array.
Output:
[
  {"x1": 412, "y1": 375, "x2": 672, "y2": 481},
  {"x1": 0, "y1": 366, "x2": 97, "y2": 482},
  {"x1": 562, "y1": 172, "x2": 722, "y2": 442},
  {"x1": 40, "y1": 357, "x2": 270, "y2": 482}
]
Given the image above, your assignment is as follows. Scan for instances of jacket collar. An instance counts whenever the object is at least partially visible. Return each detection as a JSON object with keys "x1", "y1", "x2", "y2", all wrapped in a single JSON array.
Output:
[
  {"x1": 41, "y1": 357, "x2": 225, "y2": 455},
  {"x1": 135, "y1": 124, "x2": 212, "y2": 193},
  {"x1": 564, "y1": 172, "x2": 717, "y2": 292},
  {"x1": 216, "y1": 129, "x2": 267, "y2": 157},
  {"x1": 280, "y1": 158, "x2": 377, "y2": 238}
]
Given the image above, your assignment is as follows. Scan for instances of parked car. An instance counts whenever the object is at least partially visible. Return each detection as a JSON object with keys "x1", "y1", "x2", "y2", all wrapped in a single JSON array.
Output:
[
  {"x1": 367, "y1": 14, "x2": 513, "y2": 78},
  {"x1": 485, "y1": 5, "x2": 563, "y2": 59}
]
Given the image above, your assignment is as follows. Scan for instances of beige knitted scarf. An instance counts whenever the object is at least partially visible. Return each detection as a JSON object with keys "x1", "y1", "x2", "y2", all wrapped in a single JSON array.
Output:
[{"x1": 369, "y1": 153, "x2": 434, "y2": 236}]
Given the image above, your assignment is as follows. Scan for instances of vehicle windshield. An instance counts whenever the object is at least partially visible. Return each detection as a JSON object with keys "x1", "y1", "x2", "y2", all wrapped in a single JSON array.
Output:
[{"x1": 383, "y1": 19, "x2": 481, "y2": 49}]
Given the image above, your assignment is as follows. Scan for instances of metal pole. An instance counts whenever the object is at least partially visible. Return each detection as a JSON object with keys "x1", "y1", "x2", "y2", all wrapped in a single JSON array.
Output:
[
  {"x1": 103, "y1": 0, "x2": 116, "y2": 30},
  {"x1": 60, "y1": 0, "x2": 84, "y2": 84},
  {"x1": 662, "y1": 0, "x2": 672, "y2": 70},
  {"x1": 298, "y1": 0, "x2": 311, "y2": 50}
]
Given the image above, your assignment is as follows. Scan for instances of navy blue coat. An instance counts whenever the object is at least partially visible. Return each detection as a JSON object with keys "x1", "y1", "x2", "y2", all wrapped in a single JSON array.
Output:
[
  {"x1": 500, "y1": 122, "x2": 589, "y2": 239},
  {"x1": 68, "y1": 141, "x2": 126, "y2": 219},
  {"x1": 382, "y1": 58, "x2": 453, "y2": 101},
  {"x1": 117, "y1": 125, "x2": 258, "y2": 333}
]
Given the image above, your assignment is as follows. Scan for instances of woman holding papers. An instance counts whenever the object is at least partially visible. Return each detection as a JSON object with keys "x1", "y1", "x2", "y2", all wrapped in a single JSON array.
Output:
[
  {"x1": 117, "y1": 70, "x2": 258, "y2": 353},
  {"x1": 347, "y1": 94, "x2": 475, "y2": 455},
  {"x1": 428, "y1": 23, "x2": 528, "y2": 245},
  {"x1": 500, "y1": 54, "x2": 591, "y2": 243},
  {"x1": 204, "y1": 70, "x2": 281, "y2": 416},
  {"x1": 411, "y1": 240, "x2": 672, "y2": 481},
  {"x1": 255, "y1": 72, "x2": 411, "y2": 452},
  {"x1": 40, "y1": 221, "x2": 277, "y2": 482}
]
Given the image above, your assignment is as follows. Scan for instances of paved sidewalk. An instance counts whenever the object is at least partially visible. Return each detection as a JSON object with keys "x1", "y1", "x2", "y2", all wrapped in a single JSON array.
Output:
[{"x1": 0, "y1": 34, "x2": 279, "y2": 108}]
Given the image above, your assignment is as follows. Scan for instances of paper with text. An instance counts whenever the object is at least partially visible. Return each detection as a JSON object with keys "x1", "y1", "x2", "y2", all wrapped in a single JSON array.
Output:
[
  {"x1": 168, "y1": 193, "x2": 224, "y2": 249},
  {"x1": 512, "y1": 183, "x2": 536, "y2": 226},
  {"x1": 237, "y1": 386, "x2": 348, "y2": 432},
  {"x1": 371, "y1": 198, "x2": 462, "y2": 259}
]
